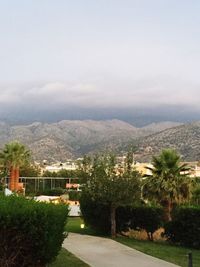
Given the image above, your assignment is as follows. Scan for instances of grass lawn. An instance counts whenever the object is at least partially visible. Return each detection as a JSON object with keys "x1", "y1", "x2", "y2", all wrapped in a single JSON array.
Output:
[
  {"x1": 49, "y1": 248, "x2": 89, "y2": 267},
  {"x1": 66, "y1": 216, "x2": 97, "y2": 235},
  {"x1": 116, "y1": 237, "x2": 200, "y2": 267}
]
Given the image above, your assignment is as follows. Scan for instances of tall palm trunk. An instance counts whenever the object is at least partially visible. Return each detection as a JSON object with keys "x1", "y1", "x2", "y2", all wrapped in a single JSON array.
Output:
[
  {"x1": 14, "y1": 167, "x2": 19, "y2": 191},
  {"x1": 9, "y1": 167, "x2": 15, "y2": 191},
  {"x1": 163, "y1": 200, "x2": 173, "y2": 221}
]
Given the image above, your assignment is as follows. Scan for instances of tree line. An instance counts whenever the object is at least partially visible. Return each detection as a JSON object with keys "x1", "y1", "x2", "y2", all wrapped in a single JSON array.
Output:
[{"x1": 0, "y1": 141, "x2": 199, "y2": 238}]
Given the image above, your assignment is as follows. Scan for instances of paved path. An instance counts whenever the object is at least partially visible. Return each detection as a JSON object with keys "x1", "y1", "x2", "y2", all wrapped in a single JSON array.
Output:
[{"x1": 63, "y1": 233, "x2": 179, "y2": 267}]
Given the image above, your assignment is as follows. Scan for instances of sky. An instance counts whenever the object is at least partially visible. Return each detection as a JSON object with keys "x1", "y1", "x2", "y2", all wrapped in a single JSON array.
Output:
[{"x1": 0, "y1": 0, "x2": 200, "y2": 125}]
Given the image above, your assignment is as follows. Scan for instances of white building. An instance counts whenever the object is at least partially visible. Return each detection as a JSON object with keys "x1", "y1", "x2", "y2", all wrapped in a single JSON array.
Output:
[{"x1": 44, "y1": 161, "x2": 78, "y2": 173}]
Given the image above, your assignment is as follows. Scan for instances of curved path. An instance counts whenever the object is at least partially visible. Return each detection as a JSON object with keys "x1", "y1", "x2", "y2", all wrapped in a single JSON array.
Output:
[{"x1": 63, "y1": 233, "x2": 179, "y2": 267}]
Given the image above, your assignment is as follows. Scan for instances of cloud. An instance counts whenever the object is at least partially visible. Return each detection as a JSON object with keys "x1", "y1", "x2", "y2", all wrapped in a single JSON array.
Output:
[{"x1": 0, "y1": 76, "x2": 200, "y2": 114}]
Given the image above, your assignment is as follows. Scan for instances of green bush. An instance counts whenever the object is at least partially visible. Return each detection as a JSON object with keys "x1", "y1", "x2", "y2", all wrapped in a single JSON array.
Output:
[
  {"x1": 191, "y1": 185, "x2": 200, "y2": 205},
  {"x1": 80, "y1": 191, "x2": 110, "y2": 234},
  {"x1": 0, "y1": 195, "x2": 69, "y2": 267},
  {"x1": 165, "y1": 206, "x2": 200, "y2": 248},
  {"x1": 130, "y1": 206, "x2": 163, "y2": 240},
  {"x1": 68, "y1": 190, "x2": 81, "y2": 201},
  {"x1": 116, "y1": 205, "x2": 132, "y2": 233},
  {"x1": 80, "y1": 192, "x2": 163, "y2": 238},
  {"x1": 80, "y1": 197, "x2": 132, "y2": 235}
]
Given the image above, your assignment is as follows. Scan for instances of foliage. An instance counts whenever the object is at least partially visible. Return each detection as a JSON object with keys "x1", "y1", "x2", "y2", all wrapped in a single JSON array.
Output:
[
  {"x1": 117, "y1": 205, "x2": 164, "y2": 240},
  {"x1": 0, "y1": 141, "x2": 31, "y2": 191},
  {"x1": 68, "y1": 190, "x2": 81, "y2": 201},
  {"x1": 81, "y1": 153, "x2": 141, "y2": 237},
  {"x1": 143, "y1": 149, "x2": 194, "y2": 221},
  {"x1": 130, "y1": 206, "x2": 163, "y2": 240},
  {"x1": 0, "y1": 177, "x2": 6, "y2": 191},
  {"x1": 81, "y1": 195, "x2": 140, "y2": 236},
  {"x1": 191, "y1": 185, "x2": 200, "y2": 205},
  {"x1": 80, "y1": 190, "x2": 162, "y2": 240},
  {"x1": 42, "y1": 169, "x2": 77, "y2": 178},
  {"x1": 0, "y1": 141, "x2": 30, "y2": 170},
  {"x1": 0, "y1": 195, "x2": 69, "y2": 267},
  {"x1": 80, "y1": 190, "x2": 111, "y2": 234},
  {"x1": 165, "y1": 206, "x2": 200, "y2": 248},
  {"x1": 42, "y1": 170, "x2": 57, "y2": 177},
  {"x1": 76, "y1": 155, "x2": 92, "y2": 184},
  {"x1": 20, "y1": 163, "x2": 41, "y2": 177}
]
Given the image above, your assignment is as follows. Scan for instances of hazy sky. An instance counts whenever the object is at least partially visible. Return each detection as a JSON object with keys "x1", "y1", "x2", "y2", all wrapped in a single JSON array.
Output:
[{"x1": 0, "y1": 0, "x2": 200, "y2": 123}]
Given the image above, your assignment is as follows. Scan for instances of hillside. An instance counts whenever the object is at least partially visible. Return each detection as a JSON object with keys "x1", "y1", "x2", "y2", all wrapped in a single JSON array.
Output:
[
  {"x1": 141, "y1": 121, "x2": 183, "y2": 134},
  {"x1": 0, "y1": 119, "x2": 186, "y2": 162},
  {"x1": 135, "y1": 121, "x2": 200, "y2": 162},
  {"x1": 0, "y1": 120, "x2": 140, "y2": 161}
]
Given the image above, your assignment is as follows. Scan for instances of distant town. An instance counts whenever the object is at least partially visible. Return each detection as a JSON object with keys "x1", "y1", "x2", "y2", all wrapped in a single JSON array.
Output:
[{"x1": 39, "y1": 157, "x2": 200, "y2": 178}]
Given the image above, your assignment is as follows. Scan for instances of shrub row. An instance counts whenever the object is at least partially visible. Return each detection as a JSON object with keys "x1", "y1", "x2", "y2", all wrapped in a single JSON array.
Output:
[
  {"x1": 67, "y1": 190, "x2": 81, "y2": 201},
  {"x1": 165, "y1": 206, "x2": 200, "y2": 248},
  {"x1": 117, "y1": 206, "x2": 163, "y2": 240},
  {"x1": 81, "y1": 192, "x2": 200, "y2": 248},
  {"x1": 0, "y1": 195, "x2": 69, "y2": 267},
  {"x1": 80, "y1": 192, "x2": 110, "y2": 234},
  {"x1": 80, "y1": 192, "x2": 163, "y2": 239}
]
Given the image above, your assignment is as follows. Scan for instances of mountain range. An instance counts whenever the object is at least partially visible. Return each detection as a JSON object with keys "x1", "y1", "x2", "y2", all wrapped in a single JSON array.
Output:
[
  {"x1": 0, "y1": 119, "x2": 199, "y2": 162},
  {"x1": 134, "y1": 121, "x2": 200, "y2": 162}
]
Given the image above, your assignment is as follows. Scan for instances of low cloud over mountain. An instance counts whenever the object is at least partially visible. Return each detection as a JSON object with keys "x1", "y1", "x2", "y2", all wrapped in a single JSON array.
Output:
[{"x1": 1, "y1": 77, "x2": 200, "y2": 125}]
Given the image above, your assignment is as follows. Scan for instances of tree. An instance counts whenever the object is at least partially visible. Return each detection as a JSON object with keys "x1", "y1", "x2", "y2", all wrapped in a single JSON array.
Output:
[
  {"x1": 76, "y1": 155, "x2": 92, "y2": 184},
  {"x1": 20, "y1": 163, "x2": 41, "y2": 177},
  {"x1": 0, "y1": 142, "x2": 30, "y2": 192},
  {"x1": 42, "y1": 170, "x2": 58, "y2": 177},
  {"x1": 143, "y1": 149, "x2": 194, "y2": 221},
  {"x1": 191, "y1": 184, "x2": 200, "y2": 205},
  {"x1": 82, "y1": 153, "x2": 141, "y2": 237}
]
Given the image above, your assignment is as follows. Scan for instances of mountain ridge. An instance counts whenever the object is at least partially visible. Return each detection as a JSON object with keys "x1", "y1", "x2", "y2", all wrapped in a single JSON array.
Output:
[
  {"x1": 134, "y1": 121, "x2": 200, "y2": 162},
  {"x1": 0, "y1": 119, "x2": 185, "y2": 162}
]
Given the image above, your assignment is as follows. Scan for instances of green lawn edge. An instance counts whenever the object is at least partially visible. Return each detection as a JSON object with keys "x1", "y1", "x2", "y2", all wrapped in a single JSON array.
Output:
[
  {"x1": 49, "y1": 248, "x2": 89, "y2": 267},
  {"x1": 66, "y1": 217, "x2": 200, "y2": 267},
  {"x1": 50, "y1": 217, "x2": 92, "y2": 267},
  {"x1": 116, "y1": 237, "x2": 200, "y2": 267}
]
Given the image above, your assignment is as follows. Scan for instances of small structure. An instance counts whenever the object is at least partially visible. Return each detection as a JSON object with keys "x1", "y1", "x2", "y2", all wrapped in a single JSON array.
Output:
[
  {"x1": 5, "y1": 188, "x2": 13, "y2": 196},
  {"x1": 66, "y1": 183, "x2": 80, "y2": 190},
  {"x1": 67, "y1": 200, "x2": 81, "y2": 217},
  {"x1": 34, "y1": 195, "x2": 60, "y2": 204}
]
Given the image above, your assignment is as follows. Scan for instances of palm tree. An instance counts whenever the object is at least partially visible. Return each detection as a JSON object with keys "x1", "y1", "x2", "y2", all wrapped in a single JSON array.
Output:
[
  {"x1": 143, "y1": 149, "x2": 194, "y2": 221},
  {"x1": 0, "y1": 142, "x2": 30, "y2": 192}
]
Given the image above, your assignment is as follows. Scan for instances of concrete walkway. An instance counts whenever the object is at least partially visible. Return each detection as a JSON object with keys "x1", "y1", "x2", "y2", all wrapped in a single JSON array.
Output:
[{"x1": 63, "y1": 233, "x2": 179, "y2": 267}]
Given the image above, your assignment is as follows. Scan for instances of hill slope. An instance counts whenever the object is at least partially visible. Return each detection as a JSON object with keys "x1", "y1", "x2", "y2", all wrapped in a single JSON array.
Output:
[
  {"x1": 0, "y1": 120, "x2": 187, "y2": 162},
  {"x1": 0, "y1": 120, "x2": 141, "y2": 161},
  {"x1": 135, "y1": 121, "x2": 200, "y2": 162}
]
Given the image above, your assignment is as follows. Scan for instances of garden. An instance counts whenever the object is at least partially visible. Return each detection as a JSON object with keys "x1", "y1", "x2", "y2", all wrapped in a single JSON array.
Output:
[{"x1": 0, "y1": 142, "x2": 200, "y2": 266}]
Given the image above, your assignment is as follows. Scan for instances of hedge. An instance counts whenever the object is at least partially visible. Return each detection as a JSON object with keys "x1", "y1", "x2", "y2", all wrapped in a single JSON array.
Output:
[
  {"x1": 0, "y1": 195, "x2": 69, "y2": 267},
  {"x1": 117, "y1": 206, "x2": 163, "y2": 240},
  {"x1": 80, "y1": 192, "x2": 163, "y2": 239},
  {"x1": 165, "y1": 206, "x2": 200, "y2": 248},
  {"x1": 80, "y1": 192, "x2": 110, "y2": 234},
  {"x1": 68, "y1": 190, "x2": 81, "y2": 201}
]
